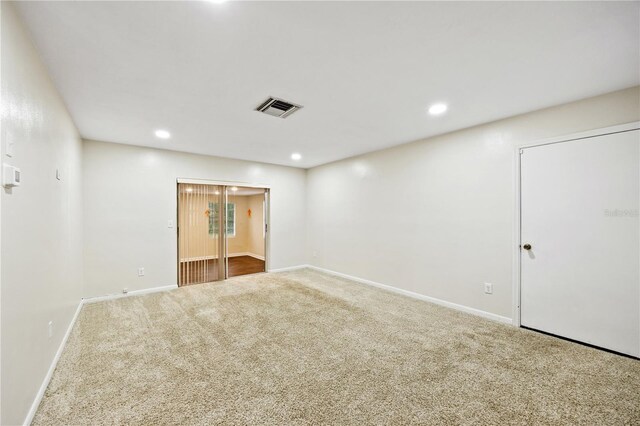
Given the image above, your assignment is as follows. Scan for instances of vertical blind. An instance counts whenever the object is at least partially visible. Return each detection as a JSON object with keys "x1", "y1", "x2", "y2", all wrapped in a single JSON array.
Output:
[{"x1": 178, "y1": 183, "x2": 222, "y2": 286}]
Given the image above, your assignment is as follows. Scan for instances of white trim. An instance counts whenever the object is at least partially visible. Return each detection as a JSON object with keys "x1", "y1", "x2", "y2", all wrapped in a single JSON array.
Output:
[
  {"x1": 23, "y1": 281, "x2": 181, "y2": 424},
  {"x1": 264, "y1": 189, "x2": 270, "y2": 272},
  {"x1": 513, "y1": 143, "x2": 522, "y2": 327},
  {"x1": 22, "y1": 262, "x2": 510, "y2": 426},
  {"x1": 306, "y1": 266, "x2": 513, "y2": 325},
  {"x1": 229, "y1": 252, "x2": 249, "y2": 259},
  {"x1": 513, "y1": 121, "x2": 640, "y2": 327},
  {"x1": 176, "y1": 177, "x2": 271, "y2": 189},
  {"x1": 227, "y1": 252, "x2": 264, "y2": 260},
  {"x1": 82, "y1": 284, "x2": 178, "y2": 305},
  {"x1": 23, "y1": 301, "x2": 84, "y2": 426},
  {"x1": 268, "y1": 264, "x2": 310, "y2": 273},
  {"x1": 518, "y1": 121, "x2": 640, "y2": 150}
]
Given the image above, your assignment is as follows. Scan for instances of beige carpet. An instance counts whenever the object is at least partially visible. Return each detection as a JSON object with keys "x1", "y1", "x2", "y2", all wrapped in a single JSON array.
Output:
[{"x1": 34, "y1": 269, "x2": 639, "y2": 425}]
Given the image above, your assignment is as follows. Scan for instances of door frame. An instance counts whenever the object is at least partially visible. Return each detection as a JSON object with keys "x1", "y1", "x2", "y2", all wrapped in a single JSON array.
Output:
[
  {"x1": 512, "y1": 121, "x2": 640, "y2": 327},
  {"x1": 176, "y1": 178, "x2": 271, "y2": 285}
]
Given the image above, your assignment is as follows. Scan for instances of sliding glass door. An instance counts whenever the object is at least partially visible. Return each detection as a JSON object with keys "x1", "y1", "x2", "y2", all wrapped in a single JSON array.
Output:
[
  {"x1": 177, "y1": 182, "x2": 268, "y2": 286},
  {"x1": 225, "y1": 186, "x2": 267, "y2": 278}
]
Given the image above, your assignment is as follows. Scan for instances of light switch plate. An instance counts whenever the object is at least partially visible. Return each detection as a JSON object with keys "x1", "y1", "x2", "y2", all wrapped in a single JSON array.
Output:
[{"x1": 6, "y1": 138, "x2": 14, "y2": 157}]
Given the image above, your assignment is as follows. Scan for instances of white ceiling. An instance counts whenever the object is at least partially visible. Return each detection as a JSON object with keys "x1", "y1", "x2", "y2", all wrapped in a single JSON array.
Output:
[{"x1": 15, "y1": 1, "x2": 640, "y2": 168}]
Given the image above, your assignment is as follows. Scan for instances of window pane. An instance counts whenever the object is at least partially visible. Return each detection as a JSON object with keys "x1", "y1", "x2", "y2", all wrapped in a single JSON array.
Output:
[
  {"x1": 227, "y1": 203, "x2": 235, "y2": 235},
  {"x1": 209, "y1": 202, "x2": 235, "y2": 236},
  {"x1": 209, "y1": 202, "x2": 219, "y2": 235}
]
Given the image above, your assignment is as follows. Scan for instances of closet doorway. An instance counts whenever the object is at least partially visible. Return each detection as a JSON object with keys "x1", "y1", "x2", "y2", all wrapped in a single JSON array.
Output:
[
  {"x1": 519, "y1": 126, "x2": 639, "y2": 357},
  {"x1": 177, "y1": 181, "x2": 269, "y2": 286}
]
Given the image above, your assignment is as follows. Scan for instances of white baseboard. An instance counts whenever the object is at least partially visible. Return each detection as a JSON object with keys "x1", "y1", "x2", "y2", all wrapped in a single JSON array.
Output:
[
  {"x1": 306, "y1": 265, "x2": 513, "y2": 325},
  {"x1": 268, "y1": 264, "x2": 310, "y2": 273},
  {"x1": 230, "y1": 252, "x2": 265, "y2": 260},
  {"x1": 82, "y1": 284, "x2": 178, "y2": 304},
  {"x1": 24, "y1": 282, "x2": 179, "y2": 424},
  {"x1": 229, "y1": 252, "x2": 249, "y2": 258},
  {"x1": 23, "y1": 300, "x2": 84, "y2": 426},
  {"x1": 22, "y1": 265, "x2": 509, "y2": 425}
]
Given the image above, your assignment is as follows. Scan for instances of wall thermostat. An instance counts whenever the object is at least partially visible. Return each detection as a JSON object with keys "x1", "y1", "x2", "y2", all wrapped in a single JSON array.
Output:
[{"x1": 3, "y1": 163, "x2": 21, "y2": 187}]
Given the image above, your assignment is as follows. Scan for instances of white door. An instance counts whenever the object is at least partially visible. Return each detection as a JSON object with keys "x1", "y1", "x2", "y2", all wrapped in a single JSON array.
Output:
[{"x1": 520, "y1": 128, "x2": 640, "y2": 357}]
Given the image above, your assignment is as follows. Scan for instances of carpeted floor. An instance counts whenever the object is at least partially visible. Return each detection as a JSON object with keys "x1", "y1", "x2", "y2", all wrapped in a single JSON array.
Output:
[{"x1": 34, "y1": 269, "x2": 639, "y2": 425}]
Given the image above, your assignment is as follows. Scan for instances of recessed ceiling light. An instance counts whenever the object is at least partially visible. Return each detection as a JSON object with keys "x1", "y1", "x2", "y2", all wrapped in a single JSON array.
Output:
[
  {"x1": 428, "y1": 103, "x2": 448, "y2": 116},
  {"x1": 154, "y1": 129, "x2": 171, "y2": 139},
  {"x1": 291, "y1": 153, "x2": 302, "y2": 161}
]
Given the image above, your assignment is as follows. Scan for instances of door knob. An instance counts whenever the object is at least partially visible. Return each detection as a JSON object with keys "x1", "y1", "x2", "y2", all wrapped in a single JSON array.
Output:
[{"x1": 522, "y1": 243, "x2": 532, "y2": 250}]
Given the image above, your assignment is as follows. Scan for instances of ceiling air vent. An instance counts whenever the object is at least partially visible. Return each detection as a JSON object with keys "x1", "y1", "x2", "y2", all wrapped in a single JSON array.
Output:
[{"x1": 256, "y1": 97, "x2": 302, "y2": 118}]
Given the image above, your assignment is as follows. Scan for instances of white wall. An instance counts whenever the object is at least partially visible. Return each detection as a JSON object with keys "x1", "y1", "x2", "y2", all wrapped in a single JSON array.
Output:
[
  {"x1": 247, "y1": 194, "x2": 266, "y2": 258},
  {"x1": 226, "y1": 195, "x2": 251, "y2": 256},
  {"x1": 1, "y1": 3, "x2": 84, "y2": 425},
  {"x1": 83, "y1": 140, "x2": 306, "y2": 298},
  {"x1": 307, "y1": 86, "x2": 640, "y2": 320}
]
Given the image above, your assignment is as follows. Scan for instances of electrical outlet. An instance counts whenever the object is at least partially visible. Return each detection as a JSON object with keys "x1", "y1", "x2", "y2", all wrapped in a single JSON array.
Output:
[
  {"x1": 123, "y1": 288, "x2": 129, "y2": 294},
  {"x1": 168, "y1": 220, "x2": 174, "y2": 228},
  {"x1": 138, "y1": 267, "x2": 145, "y2": 277},
  {"x1": 48, "y1": 321, "x2": 53, "y2": 339},
  {"x1": 484, "y1": 283, "x2": 493, "y2": 294}
]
